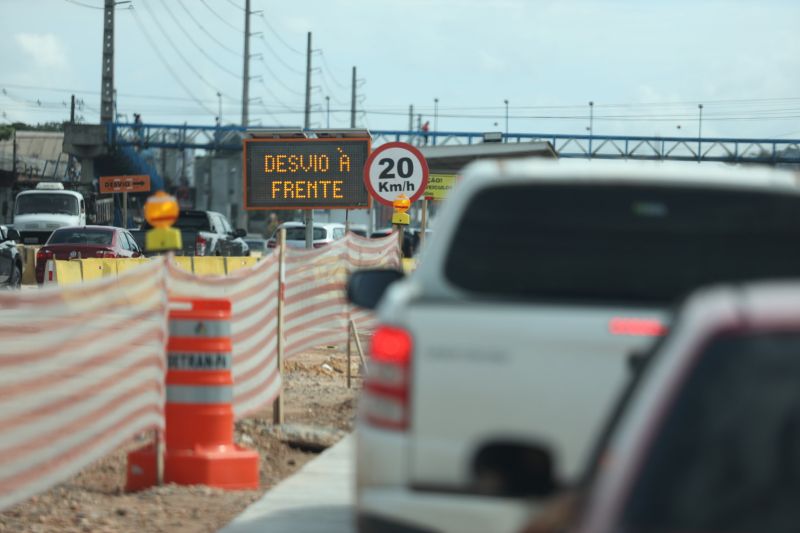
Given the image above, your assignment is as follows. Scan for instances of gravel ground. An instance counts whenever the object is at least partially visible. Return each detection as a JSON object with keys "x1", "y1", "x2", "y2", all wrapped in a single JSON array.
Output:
[{"x1": 0, "y1": 344, "x2": 365, "y2": 533}]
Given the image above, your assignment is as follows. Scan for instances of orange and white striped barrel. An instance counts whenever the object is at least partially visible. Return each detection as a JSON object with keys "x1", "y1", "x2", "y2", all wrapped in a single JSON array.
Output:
[
  {"x1": 127, "y1": 297, "x2": 259, "y2": 491},
  {"x1": 165, "y1": 298, "x2": 235, "y2": 451}
]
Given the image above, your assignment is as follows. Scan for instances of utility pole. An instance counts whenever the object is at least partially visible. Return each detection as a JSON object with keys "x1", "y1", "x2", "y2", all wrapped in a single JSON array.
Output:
[
  {"x1": 70, "y1": 95, "x2": 76, "y2": 124},
  {"x1": 697, "y1": 103, "x2": 703, "y2": 163},
  {"x1": 304, "y1": 31, "x2": 313, "y2": 248},
  {"x1": 408, "y1": 104, "x2": 414, "y2": 143},
  {"x1": 325, "y1": 96, "x2": 330, "y2": 128},
  {"x1": 100, "y1": 0, "x2": 115, "y2": 123},
  {"x1": 350, "y1": 66, "x2": 357, "y2": 128},
  {"x1": 241, "y1": 0, "x2": 251, "y2": 127}
]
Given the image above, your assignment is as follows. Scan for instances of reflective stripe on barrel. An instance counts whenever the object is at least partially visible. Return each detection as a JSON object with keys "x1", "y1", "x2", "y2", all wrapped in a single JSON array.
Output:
[
  {"x1": 168, "y1": 319, "x2": 231, "y2": 338},
  {"x1": 166, "y1": 385, "x2": 234, "y2": 404}
]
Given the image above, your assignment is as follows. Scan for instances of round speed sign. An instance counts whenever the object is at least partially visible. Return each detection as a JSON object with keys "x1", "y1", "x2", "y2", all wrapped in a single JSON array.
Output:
[{"x1": 363, "y1": 142, "x2": 429, "y2": 207}]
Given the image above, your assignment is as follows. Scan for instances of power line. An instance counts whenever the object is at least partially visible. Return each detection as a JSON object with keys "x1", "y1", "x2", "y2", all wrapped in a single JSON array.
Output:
[
  {"x1": 317, "y1": 50, "x2": 347, "y2": 88},
  {"x1": 255, "y1": 79, "x2": 301, "y2": 111},
  {"x1": 138, "y1": 0, "x2": 227, "y2": 99},
  {"x1": 176, "y1": 0, "x2": 241, "y2": 56},
  {"x1": 161, "y1": 0, "x2": 241, "y2": 78},
  {"x1": 224, "y1": 0, "x2": 245, "y2": 10},
  {"x1": 200, "y1": 0, "x2": 242, "y2": 33},
  {"x1": 255, "y1": 57, "x2": 305, "y2": 96},
  {"x1": 63, "y1": 0, "x2": 103, "y2": 9},
  {"x1": 255, "y1": 35, "x2": 304, "y2": 76},
  {"x1": 129, "y1": 6, "x2": 216, "y2": 116},
  {"x1": 256, "y1": 12, "x2": 303, "y2": 55}
]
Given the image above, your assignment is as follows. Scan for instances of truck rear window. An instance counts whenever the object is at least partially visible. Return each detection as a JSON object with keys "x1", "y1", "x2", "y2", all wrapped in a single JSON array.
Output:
[{"x1": 445, "y1": 183, "x2": 800, "y2": 305}]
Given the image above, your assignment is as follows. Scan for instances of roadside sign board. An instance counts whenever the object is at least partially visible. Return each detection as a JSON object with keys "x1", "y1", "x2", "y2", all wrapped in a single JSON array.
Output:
[
  {"x1": 99, "y1": 175, "x2": 151, "y2": 194},
  {"x1": 363, "y1": 142, "x2": 429, "y2": 207},
  {"x1": 424, "y1": 174, "x2": 457, "y2": 201},
  {"x1": 243, "y1": 138, "x2": 372, "y2": 210}
]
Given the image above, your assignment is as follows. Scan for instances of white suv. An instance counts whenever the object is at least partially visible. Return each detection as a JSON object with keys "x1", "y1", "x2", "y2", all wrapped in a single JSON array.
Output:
[
  {"x1": 267, "y1": 221, "x2": 347, "y2": 249},
  {"x1": 348, "y1": 159, "x2": 800, "y2": 533}
]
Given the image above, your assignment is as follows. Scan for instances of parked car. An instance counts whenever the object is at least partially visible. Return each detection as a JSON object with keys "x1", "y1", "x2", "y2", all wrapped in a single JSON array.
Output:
[
  {"x1": 347, "y1": 159, "x2": 800, "y2": 533},
  {"x1": 348, "y1": 224, "x2": 368, "y2": 238},
  {"x1": 0, "y1": 225, "x2": 23, "y2": 289},
  {"x1": 244, "y1": 234, "x2": 268, "y2": 258},
  {"x1": 35, "y1": 225, "x2": 142, "y2": 284},
  {"x1": 521, "y1": 281, "x2": 800, "y2": 533},
  {"x1": 139, "y1": 210, "x2": 249, "y2": 256},
  {"x1": 266, "y1": 221, "x2": 346, "y2": 249}
]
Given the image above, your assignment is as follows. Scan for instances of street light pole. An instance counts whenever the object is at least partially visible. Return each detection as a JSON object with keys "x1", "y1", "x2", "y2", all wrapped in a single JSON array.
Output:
[
  {"x1": 588, "y1": 101, "x2": 594, "y2": 158},
  {"x1": 326, "y1": 96, "x2": 330, "y2": 128},
  {"x1": 698, "y1": 103, "x2": 704, "y2": 163},
  {"x1": 433, "y1": 98, "x2": 439, "y2": 145},
  {"x1": 503, "y1": 99, "x2": 509, "y2": 143}
]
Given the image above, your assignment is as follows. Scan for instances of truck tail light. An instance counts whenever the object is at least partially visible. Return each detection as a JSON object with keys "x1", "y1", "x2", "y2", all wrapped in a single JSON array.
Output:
[
  {"x1": 609, "y1": 317, "x2": 666, "y2": 337},
  {"x1": 267, "y1": 239, "x2": 277, "y2": 249},
  {"x1": 363, "y1": 326, "x2": 412, "y2": 430},
  {"x1": 195, "y1": 235, "x2": 207, "y2": 255},
  {"x1": 313, "y1": 242, "x2": 328, "y2": 249},
  {"x1": 95, "y1": 249, "x2": 117, "y2": 258}
]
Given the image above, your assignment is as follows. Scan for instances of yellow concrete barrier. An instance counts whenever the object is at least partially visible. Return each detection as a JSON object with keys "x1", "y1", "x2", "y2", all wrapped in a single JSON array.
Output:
[
  {"x1": 79, "y1": 258, "x2": 117, "y2": 281},
  {"x1": 192, "y1": 256, "x2": 227, "y2": 277},
  {"x1": 116, "y1": 258, "x2": 151, "y2": 275},
  {"x1": 18, "y1": 245, "x2": 39, "y2": 285},
  {"x1": 225, "y1": 256, "x2": 258, "y2": 273},
  {"x1": 54, "y1": 260, "x2": 83, "y2": 286},
  {"x1": 171, "y1": 256, "x2": 194, "y2": 273}
]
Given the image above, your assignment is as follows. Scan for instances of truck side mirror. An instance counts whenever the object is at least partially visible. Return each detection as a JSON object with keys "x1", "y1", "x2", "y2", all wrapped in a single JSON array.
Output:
[{"x1": 347, "y1": 269, "x2": 404, "y2": 310}]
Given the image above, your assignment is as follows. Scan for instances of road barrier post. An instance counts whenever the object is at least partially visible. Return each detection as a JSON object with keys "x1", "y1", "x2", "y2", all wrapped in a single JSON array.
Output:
[{"x1": 273, "y1": 228, "x2": 286, "y2": 426}]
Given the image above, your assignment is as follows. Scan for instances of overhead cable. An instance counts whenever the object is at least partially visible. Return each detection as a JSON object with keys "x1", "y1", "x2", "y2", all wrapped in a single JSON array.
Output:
[
  {"x1": 200, "y1": 0, "x2": 242, "y2": 32},
  {"x1": 130, "y1": 6, "x2": 216, "y2": 116},
  {"x1": 176, "y1": 0, "x2": 241, "y2": 56},
  {"x1": 161, "y1": 0, "x2": 241, "y2": 78},
  {"x1": 257, "y1": 13, "x2": 303, "y2": 55}
]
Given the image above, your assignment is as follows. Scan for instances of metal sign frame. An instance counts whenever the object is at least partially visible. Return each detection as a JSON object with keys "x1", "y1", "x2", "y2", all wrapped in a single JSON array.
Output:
[{"x1": 242, "y1": 137, "x2": 373, "y2": 210}]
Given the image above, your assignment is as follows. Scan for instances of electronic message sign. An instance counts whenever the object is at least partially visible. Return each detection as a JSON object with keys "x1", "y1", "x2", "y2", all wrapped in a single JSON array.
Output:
[{"x1": 243, "y1": 138, "x2": 371, "y2": 210}]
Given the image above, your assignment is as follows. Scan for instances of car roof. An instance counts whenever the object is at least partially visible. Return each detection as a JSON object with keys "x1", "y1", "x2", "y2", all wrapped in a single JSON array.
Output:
[{"x1": 461, "y1": 159, "x2": 799, "y2": 192}]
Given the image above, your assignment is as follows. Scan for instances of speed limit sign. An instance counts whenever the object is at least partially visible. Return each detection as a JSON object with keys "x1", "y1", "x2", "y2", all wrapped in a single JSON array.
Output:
[{"x1": 363, "y1": 142, "x2": 429, "y2": 206}]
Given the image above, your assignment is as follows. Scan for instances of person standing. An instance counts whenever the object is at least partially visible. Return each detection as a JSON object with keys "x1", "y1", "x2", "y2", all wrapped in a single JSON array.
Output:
[{"x1": 421, "y1": 120, "x2": 430, "y2": 145}]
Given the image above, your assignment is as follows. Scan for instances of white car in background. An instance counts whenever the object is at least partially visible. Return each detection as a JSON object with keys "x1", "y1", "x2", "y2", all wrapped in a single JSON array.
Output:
[{"x1": 267, "y1": 221, "x2": 347, "y2": 249}]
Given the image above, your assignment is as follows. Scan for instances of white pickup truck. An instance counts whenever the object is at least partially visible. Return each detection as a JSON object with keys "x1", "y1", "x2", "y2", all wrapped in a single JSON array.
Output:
[{"x1": 347, "y1": 159, "x2": 800, "y2": 533}]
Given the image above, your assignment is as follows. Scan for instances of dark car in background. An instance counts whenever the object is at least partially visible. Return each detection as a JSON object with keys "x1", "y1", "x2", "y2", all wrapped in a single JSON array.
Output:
[
  {"x1": 139, "y1": 210, "x2": 249, "y2": 256},
  {"x1": 0, "y1": 225, "x2": 23, "y2": 289},
  {"x1": 35, "y1": 225, "x2": 142, "y2": 284}
]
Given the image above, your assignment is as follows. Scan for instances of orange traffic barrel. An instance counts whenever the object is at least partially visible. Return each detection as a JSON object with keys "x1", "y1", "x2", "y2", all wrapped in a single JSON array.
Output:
[{"x1": 126, "y1": 297, "x2": 260, "y2": 492}]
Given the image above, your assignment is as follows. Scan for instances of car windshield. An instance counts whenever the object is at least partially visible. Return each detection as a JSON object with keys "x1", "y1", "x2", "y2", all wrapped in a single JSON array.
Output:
[
  {"x1": 285, "y1": 227, "x2": 326, "y2": 240},
  {"x1": 48, "y1": 228, "x2": 113, "y2": 245},
  {"x1": 446, "y1": 184, "x2": 800, "y2": 305},
  {"x1": 15, "y1": 194, "x2": 79, "y2": 216},
  {"x1": 620, "y1": 332, "x2": 800, "y2": 533}
]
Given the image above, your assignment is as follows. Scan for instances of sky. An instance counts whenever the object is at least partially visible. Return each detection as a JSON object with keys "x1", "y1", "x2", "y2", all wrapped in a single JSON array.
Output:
[{"x1": 1, "y1": 0, "x2": 799, "y2": 139}]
